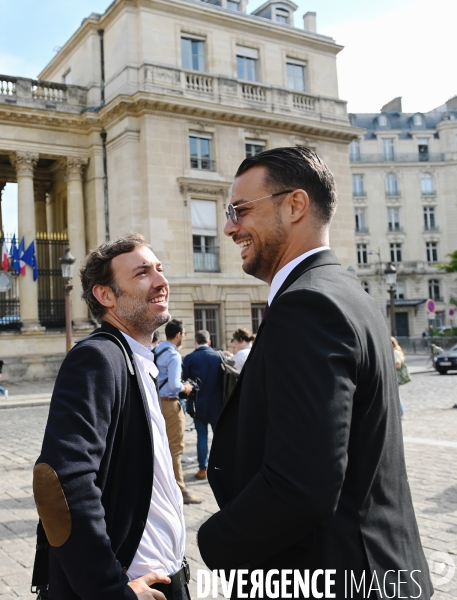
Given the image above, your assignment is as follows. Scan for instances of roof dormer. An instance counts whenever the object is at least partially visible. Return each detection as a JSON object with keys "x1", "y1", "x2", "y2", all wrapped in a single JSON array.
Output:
[
  {"x1": 199, "y1": 0, "x2": 248, "y2": 13},
  {"x1": 251, "y1": 0, "x2": 298, "y2": 26},
  {"x1": 411, "y1": 113, "x2": 425, "y2": 128}
]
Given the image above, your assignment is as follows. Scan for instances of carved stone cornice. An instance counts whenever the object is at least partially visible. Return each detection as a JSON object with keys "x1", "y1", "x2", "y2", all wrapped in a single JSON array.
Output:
[
  {"x1": 61, "y1": 157, "x2": 88, "y2": 181},
  {"x1": 9, "y1": 152, "x2": 38, "y2": 177},
  {"x1": 178, "y1": 177, "x2": 232, "y2": 198}
]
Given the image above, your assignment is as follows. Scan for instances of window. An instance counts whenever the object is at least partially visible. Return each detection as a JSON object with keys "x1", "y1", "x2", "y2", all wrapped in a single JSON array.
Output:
[
  {"x1": 394, "y1": 281, "x2": 406, "y2": 300},
  {"x1": 413, "y1": 114, "x2": 423, "y2": 126},
  {"x1": 236, "y1": 46, "x2": 258, "y2": 81},
  {"x1": 62, "y1": 69, "x2": 72, "y2": 84},
  {"x1": 435, "y1": 311, "x2": 445, "y2": 327},
  {"x1": 388, "y1": 207, "x2": 401, "y2": 232},
  {"x1": 227, "y1": 0, "x2": 239, "y2": 10},
  {"x1": 423, "y1": 206, "x2": 436, "y2": 231},
  {"x1": 357, "y1": 244, "x2": 368, "y2": 265},
  {"x1": 428, "y1": 279, "x2": 442, "y2": 302},
  {"x1": 251, "y1": 304, "x2": 265, "y2": 333},
  {"x1": 181, "y1": 36, "x2": 206, "y2": 71},
  {"x1": 390, "y1": 243, "x2": 402, "y2": 263},
  {"x1": 276, "y1": 8, "x2": 290, "y2": 23},
  {"x1": 383, "y1": 138, "x2": 395, "y2": 161},
  {"x1": 194, "y1": 305, "x2": 220, "y2": 348},
  {"x1": 378, "y1": 114, "x2": 388, "y2": 127},
  {"x1": 361, "y1": 281, "x2": 370, "y2": 294},
  {"x1": 191, "y1": 199, "x2": 219, "y2": 272},
  {"x1": 426, "y1": 241, "x2": 439, "y2": 263},
  {"x1": 245, "y1": 140, "x2": 265, "y2": 158},
  {"x1": 189, "y1": 132, "x2": 214, "y2": 170},
  {"x1": 385, "y1": 173, "x2": 399, "y2": 196},
  {"x1": 417, "y1": 138, "x2": 429, "y2": 161},
  {"x1": 352, "y1": 174, "x2": 365, "y2": 196},
  {"x1": 421, "y1": 173, "x2": 434, "y2": 195},
  {"x1": 286, "y1": 62, "x2": 306, "y2": 92},
  {"x1": 349, "y1": 140, "x2": 361, "y2": 162},
  {"x1": 354, "y1": 208, "x2": 367, "y2": 233}
]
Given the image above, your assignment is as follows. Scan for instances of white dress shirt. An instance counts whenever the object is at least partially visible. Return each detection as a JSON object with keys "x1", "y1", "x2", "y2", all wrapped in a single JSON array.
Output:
[
  {"x1": 267, "y1": 246, "x2": 330, "y2": 306},
  {"x1": 121, "y1": 332, "x2": 185, "y2": 579}
]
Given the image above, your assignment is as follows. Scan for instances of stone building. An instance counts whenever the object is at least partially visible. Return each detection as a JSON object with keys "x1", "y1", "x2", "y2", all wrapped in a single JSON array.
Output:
[
  {"x1": 349, "y1": 97, "x2": 457, "y2": 336},
  {"x1": 0, "y1": 0, "x2": 357, "y2": 379}
]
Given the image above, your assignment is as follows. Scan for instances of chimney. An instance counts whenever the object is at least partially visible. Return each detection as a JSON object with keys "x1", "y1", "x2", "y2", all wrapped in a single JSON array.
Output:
[
  {"x1": 303, "y1": 12, "x2": 316, "y2": 32},
  {"x1": 381, "y1": 97, "x2": 402, "y2": 113}
]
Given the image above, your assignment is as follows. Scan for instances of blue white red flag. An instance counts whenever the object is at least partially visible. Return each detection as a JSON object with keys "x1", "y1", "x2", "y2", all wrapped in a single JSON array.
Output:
[
  {"x1": 18, "y1": 237, "x2": 26, "y2": 276},
  {"x1": 22, "y1": 240, "x2": 39, "y2": 281},
  {"x1": 1, "y1": 237, "x2": 8, "y2": 271}
]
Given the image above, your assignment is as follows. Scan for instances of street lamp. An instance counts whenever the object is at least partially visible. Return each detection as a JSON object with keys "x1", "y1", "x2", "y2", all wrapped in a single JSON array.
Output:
[
  {"x1": 59, "y1": 248, "x2": 76, "y2": 353},
  {"x1": 385, "y1": 262, "x2": 397, "y2": 337}
]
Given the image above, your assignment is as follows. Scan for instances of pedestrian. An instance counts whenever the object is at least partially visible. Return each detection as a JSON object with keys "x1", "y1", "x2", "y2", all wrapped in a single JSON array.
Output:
[
  {"x1": 0, "y1": 360, "x2": 8, "y2": 399},
  {"x1": 33, "y1": 233, "x2": 191, "y2": 599},
  {"x1": 154, "y1": 319, "x2": 202, "y2": 504},
  {"x1": 392, "y1": 336, "x2": 410, "y2": 416},
  {"x1": 231, "y1": 327, "x2": 254, "y2": 371},
  {"x1": 150, "y1": 330, "x2": 160, "y2": 349},
  {"x1": 197, "y1": 147, "x2": 432, "y2": 599},
  {"x1": 182, "y1": 330, "x2": 224, "y2": 481}
]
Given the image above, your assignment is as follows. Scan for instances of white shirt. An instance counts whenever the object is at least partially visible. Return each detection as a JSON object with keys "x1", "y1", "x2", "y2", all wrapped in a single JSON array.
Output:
[
  {"x1": 121, "y1": 332, "x2": 185, "y2": 579},
  {"x1": 267, "y1": 247, "x2": 330, "y2": 306},
  {"x1": 234, "y1": 347, "x2": 252, "y2": 371}
]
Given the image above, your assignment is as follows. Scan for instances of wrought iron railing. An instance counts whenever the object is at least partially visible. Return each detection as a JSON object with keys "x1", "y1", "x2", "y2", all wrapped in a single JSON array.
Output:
[
  {"x1": 350, "y1": 153, "x2": 445, "y2": 164},
  {"x1": 193, "y1": 250, "x2": 220, "y2": 272},
  {"x1": 36, "y1": 232, "x2": 69, "y2": 328}
]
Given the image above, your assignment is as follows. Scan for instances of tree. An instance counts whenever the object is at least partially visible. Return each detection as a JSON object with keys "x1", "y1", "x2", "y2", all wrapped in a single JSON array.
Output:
[{"x1": 437, "y1": 250, "x2": 457, "y2": 273}]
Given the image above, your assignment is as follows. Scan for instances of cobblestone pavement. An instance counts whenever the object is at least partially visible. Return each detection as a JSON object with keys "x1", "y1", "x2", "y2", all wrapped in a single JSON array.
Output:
[{"x1": 0, "y1": 372, "x2": 455, "y2": 598}]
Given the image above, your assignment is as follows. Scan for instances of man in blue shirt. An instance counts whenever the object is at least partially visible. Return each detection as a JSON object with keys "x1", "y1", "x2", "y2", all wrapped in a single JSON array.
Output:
[{"x1": 155, "y1": 319, "x2": 203, "y2": 504}]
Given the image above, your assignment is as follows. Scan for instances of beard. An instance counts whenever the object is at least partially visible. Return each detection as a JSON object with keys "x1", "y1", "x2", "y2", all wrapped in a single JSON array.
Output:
[
  {"x1": 114, "y1": 286, "x2": 170, "y2": 338},
  {"x1": 242, "y1": 210, "x2": 287, "y2": 281}
]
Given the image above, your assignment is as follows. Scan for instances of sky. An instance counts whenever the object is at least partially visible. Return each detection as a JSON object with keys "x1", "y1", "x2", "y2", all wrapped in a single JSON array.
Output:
[{"x1": 1, "y1": 0, "x2": 456, "y2": 233}]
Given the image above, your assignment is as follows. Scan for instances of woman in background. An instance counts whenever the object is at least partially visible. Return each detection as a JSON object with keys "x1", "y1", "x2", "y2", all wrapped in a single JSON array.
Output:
[{"x1": 232, "y1": 327, "x2": 255, "y2": 371}]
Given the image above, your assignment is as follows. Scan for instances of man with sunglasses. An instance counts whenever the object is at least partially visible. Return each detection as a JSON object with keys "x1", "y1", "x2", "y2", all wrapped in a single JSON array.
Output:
[{"x1": 197, "y1": 147, "x2": 432, "y2": 598}]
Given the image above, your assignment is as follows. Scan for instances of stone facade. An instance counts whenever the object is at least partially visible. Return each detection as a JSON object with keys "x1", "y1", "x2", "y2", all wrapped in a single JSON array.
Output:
[
  {"x1": 0, "y1": 0, "x2": 358, "y2": 377},
  {"x1": 349, "y1": 97, "x2": 457, "y2": 336}
]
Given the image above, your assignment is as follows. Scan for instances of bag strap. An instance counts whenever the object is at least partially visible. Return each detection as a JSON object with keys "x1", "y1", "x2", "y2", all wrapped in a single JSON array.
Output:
[
  {"x1": 31, "y1": 331, "x2": 135, "y2": 595},
  {"x1": 153, "y1": 346, "x2": 172, "y2": 391}
]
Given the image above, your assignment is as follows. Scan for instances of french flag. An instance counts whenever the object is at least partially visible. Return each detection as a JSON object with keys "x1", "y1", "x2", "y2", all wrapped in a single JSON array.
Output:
[
  {"x1": 18, "y1": 237, "x2": 26, "y2": 276},
  {"x1": 22, "y1": 240, "x2": 39, "y2": 281},
  {"x1": 1, "y1": 237, "x2": 8, "y2": 271}
]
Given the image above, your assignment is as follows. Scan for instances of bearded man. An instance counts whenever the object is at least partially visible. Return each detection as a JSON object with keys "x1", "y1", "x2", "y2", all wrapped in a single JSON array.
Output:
[
  {"x1": 197, "y1": 148, "x2": 433, "y2": 599},
  {"x1": 33, "y1": 234, "x2": 191, "y2": 600}
]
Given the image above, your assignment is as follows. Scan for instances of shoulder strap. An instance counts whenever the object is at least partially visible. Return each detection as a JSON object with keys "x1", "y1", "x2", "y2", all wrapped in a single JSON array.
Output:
[
  {"x1": 153, "y1": 345, "x2": 172, "y2": 360},
  {"x1": 74, "y1": 332, "x2": 135, "y2": 376}
]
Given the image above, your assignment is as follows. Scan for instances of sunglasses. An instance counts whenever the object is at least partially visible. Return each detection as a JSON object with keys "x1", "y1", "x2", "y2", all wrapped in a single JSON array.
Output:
[{"x1": 225, "y1": 190, "x2": 293, "y2": 224}]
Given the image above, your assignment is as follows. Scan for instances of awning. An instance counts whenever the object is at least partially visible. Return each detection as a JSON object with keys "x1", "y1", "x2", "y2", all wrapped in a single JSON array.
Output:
[{"x1": 386, "y1": 298, "x2": 428, "y2": 307}]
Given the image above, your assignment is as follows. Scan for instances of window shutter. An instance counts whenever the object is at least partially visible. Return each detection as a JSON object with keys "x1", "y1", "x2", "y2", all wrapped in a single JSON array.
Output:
[{"x1": 191, "y1": 200, "x2": 217, "y2": 236}]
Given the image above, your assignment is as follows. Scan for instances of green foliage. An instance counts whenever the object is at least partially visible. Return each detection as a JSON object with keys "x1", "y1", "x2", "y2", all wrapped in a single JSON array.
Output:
[{"x1": 437, "y1": 250, "x2": 457, "y2": 273}]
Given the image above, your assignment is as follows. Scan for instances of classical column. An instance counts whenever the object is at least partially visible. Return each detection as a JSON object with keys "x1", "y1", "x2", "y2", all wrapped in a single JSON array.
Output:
[
  {"x1": 10, "y1": 152, "x2": 44, "y2": 333},
  {"x1": 0, "y1": 182, "x2": 6, "y2": 235},
  {"x1": 64, "y1": 157, "x2": 91, "y2": 330},
  {"x1": 34, "y1": 182, "x2": 49, "y2": 234}
]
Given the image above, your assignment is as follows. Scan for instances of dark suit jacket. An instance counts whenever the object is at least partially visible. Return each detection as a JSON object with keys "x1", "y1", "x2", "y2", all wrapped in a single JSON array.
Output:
[
  {"x1": 182, "y1": 345, "x2": 224, "y2": 425},
  {"x1": 198, "y1": 250, "x2": 433, "y2": 599},
  {"x1": 35, "y1": 322, "x2": 154, "y2": 600}
]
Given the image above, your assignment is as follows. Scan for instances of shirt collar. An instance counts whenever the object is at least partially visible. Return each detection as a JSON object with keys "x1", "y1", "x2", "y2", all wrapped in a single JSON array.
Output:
[
  {"x1": 267, "y1": 246, "x2": 330, "y2": 306},
  {"x1": 121, "y1": 331, "x2": 159, "y2": 378}
]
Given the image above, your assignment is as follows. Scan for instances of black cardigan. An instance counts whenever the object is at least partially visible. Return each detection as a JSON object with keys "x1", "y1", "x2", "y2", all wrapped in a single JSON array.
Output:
[{"x1": 35, "y1": 322, "x2": 154, "y2": 600}]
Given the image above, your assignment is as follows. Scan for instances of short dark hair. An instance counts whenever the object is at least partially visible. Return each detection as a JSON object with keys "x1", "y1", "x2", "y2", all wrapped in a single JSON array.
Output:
[
  {"x1": 80, "y1": 233, "x2": 153, "y2": 321},
  {"x1": 235, "y1": 146, "x2": 337, "y2": 223},
  {"x1": 165, "y1": 319, "x2": 184, "y2": 339},
  {"x1": 232, "y1": 327, "x2": 255, "y2": 343},
  {"x1": 195, "y1": 330, "x2": 210, "y2": 345},
  {"x1": 152, "y1": 331, "x2": 160, "y2": 343}
]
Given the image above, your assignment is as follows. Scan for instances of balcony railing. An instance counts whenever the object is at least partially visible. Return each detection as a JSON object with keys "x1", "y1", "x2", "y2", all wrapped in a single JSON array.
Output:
[
  {"x1": 32, "y1": 80, "x2": 67, "y2": 102},
  {"x1": 352, "y1": 190, "x2": 366, "y2": 197},
  {"x1": 421, "y1": 190, "x2": 436, "y2": 196},
  {"x1": 0, "y1": 75, "x2": 16, "y2": 96},
  {"x1": 292, "y1": 93, "x2": 315, "y2": 112},
  {"x1": 350, "y1": 153, "x2": 445, "y2": 164},
  {"x1": 0, "y1": 74, "x2": 87, "y2": 110},
  {"x1": 388, "y1": 225, "x2": 403, "y2": 232},
  {"x1": 241, "y1": 83, "x2": 266, "y2": 102},
  {"x1": 386, "y1": 190, "x2": 400, "y2": 197},
  {"x1": 190, "y1": 157, "x2": 216, "y2": 171},
  {"x1": 355, "y1": 227, "x2": 369, "y2": 234},
  {"x1": 193, "y1": 250, "x2": 220, "y2": 272},
  {"x1": 424, "y1": 225, "x2": 440, "y2": 232},
  {"x1": 185, "y1": 72, "x2": 213, "y2": 94}
]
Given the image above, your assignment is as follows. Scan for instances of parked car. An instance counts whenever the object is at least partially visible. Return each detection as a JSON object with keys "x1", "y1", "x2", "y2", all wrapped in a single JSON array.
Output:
[{"x1": 434, "y1": 343, "x2": 457, "y2": 374}]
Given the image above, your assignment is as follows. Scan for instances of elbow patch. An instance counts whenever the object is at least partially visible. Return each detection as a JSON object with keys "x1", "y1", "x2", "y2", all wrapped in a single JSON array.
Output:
[{"x1": 33, "y1": 463, "x2": 72, "y2": 547}]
